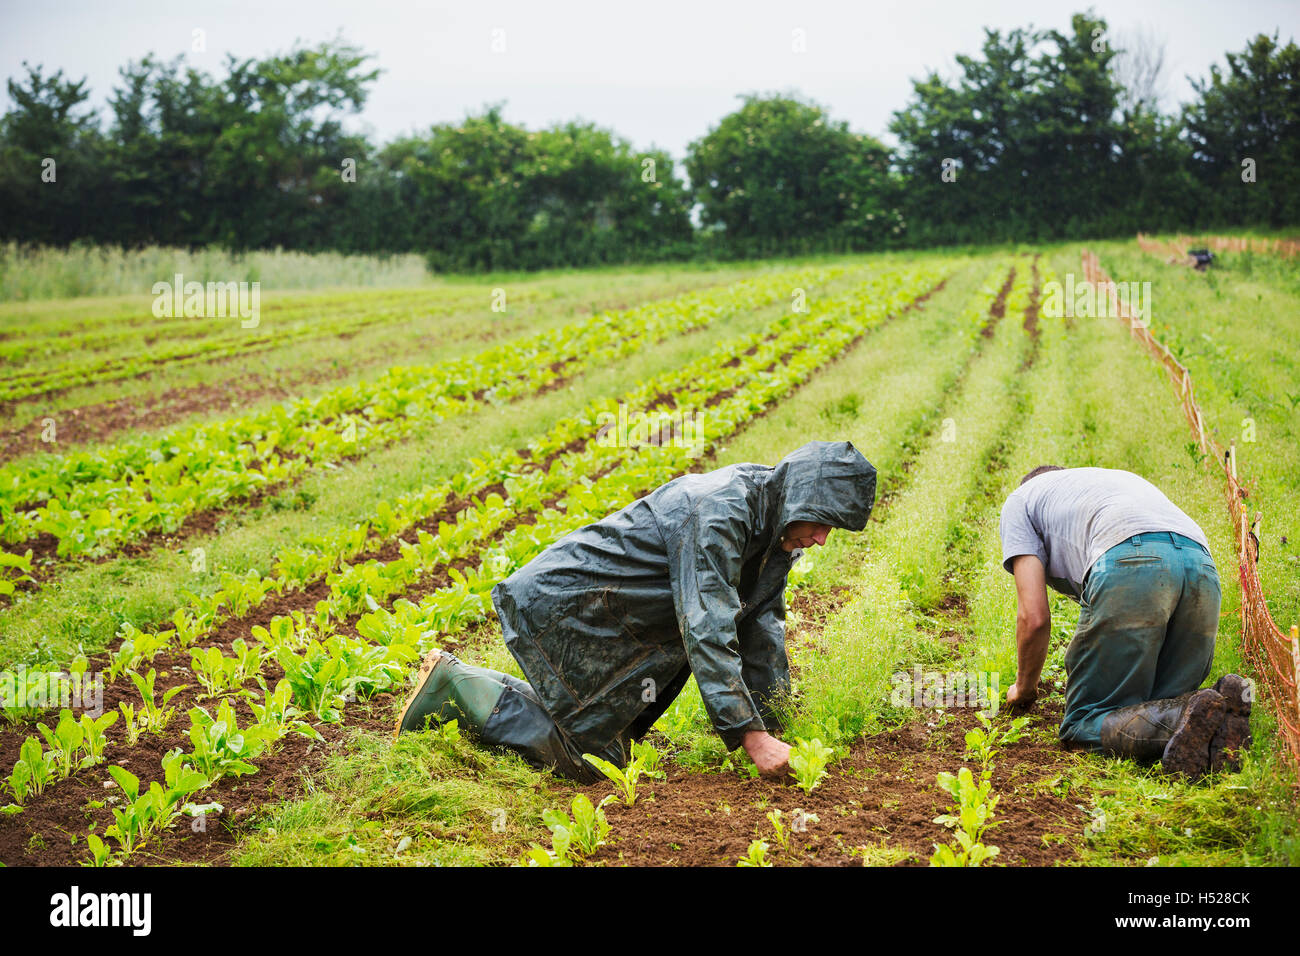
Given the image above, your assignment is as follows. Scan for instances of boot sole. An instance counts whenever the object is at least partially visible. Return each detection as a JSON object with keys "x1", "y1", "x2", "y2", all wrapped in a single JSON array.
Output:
[
  {"x1": 394, "y1": 648, "x2": 449, "y2": 738},
  {"x1": 1209, "y1": 674, "x2": 1252, "y2": 773},
  {"x1": 1161, "y1": 689, "x2": 1225, "y2": 778},
  {"x1": 1209, "y1": 715, "x2": 1251, "y2": 772}
]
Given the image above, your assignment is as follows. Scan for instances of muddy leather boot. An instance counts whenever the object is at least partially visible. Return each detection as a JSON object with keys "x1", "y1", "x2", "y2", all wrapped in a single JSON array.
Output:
[
  {"x1": 1209, "y1": 674, "x2": 1252, "y2": 773},
  {"x1": 1098, "y1": 688, "x2": 1226, "y2": 778},
  {"x1": 394, "y1": 650, "x2": 504, "y2": 736}
]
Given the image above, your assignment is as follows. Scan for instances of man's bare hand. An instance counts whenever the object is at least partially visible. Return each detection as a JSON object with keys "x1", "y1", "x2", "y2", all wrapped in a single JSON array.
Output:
[
  {"x1": 1006, "y1": 680, "x2": 1038, "y2": 714},
  {"x1": 742, "y1": 729, "x2": 791, "y2": 778}
]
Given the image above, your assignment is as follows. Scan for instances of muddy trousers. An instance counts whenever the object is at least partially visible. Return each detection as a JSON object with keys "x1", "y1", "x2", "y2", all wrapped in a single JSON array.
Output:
[
  {"x1": 1060, "y1": 532, "x2": 1220, "y2": 751},
  {"x1": 442, "y1": 660, "x2": 627, "y2": 784}
]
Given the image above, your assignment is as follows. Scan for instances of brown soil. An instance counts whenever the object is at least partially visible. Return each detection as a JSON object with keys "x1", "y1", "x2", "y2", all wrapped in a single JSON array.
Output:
[
  {"x1": 0, "y1": 274, "x2": 959, "y2": 867},
  {"x1": 574, "y1": 703, "x2": 1084, "y2": 867},
  {"x1": 984, "y1": 267, "x2": 1016, "y2": 334},
  {"x1": 0, "y1": 377, "x2": 304, "y2": 467},
  {"x1": 0, "y1": 653, "x2": 398, "y2": 866}
]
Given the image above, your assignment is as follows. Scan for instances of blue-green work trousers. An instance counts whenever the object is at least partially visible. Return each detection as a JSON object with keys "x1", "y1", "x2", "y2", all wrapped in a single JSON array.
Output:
[{"x1": 1060, "y1": 531, "x2": 1220, "y2": 749}]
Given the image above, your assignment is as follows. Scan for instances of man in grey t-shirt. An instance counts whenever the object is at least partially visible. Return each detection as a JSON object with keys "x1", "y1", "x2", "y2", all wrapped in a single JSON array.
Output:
[{"x1": 999, "y1": 465, "x2": 1251, "y2": 778}]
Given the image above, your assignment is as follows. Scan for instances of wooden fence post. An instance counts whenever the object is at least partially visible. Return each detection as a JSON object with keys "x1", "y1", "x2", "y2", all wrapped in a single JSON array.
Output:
[{"x1": 1292, "y1": 625, "x2": 1300, "y2": 720}]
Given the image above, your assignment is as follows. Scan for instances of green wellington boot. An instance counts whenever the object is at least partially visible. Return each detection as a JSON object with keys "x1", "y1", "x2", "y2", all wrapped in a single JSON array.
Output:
[
  {"x1": 394, "y1": 650, "x2": 505, "y2": 737},
  {"x1": 1098, "y1": 688, "x2": 1227, "y2": 779}
]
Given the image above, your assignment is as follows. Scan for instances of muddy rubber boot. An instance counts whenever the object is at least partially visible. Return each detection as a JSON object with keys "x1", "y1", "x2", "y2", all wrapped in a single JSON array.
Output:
[
  {"x1": 1208, "y1": 674, "x2": 1252, "y2": 773},
  {"x1": 1098, "y1": 689, "x2": 1226, "y2": 778},
  {"x1": 394, "y1": 650, "x2": 504, "y2": 737}
]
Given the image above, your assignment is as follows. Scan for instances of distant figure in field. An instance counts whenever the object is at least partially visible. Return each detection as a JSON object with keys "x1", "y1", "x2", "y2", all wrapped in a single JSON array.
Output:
[
  {"x1": 395, "y1": 441, "x2": 877, "y2": 782},
  {"x1": 999, "y1": 465, "x2": 1250, "y2": 778}
]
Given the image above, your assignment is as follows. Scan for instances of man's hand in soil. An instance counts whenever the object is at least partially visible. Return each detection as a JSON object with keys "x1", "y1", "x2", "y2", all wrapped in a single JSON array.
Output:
[
  {"x1": 742, "y1": 729, "x2": 791, "y2": 778},
  {"x1": 1006, "y1": 680, "x2": 1038, "y2": 714}
]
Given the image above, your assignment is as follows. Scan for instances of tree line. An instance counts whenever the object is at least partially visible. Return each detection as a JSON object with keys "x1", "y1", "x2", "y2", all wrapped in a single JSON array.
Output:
[{"x1": 0, "y1": 12, "x2": 1295, "y2": 271}]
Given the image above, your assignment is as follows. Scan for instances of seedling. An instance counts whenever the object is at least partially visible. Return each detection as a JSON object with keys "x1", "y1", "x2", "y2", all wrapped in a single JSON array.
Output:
[
  {"x1": 964, "y1": 713, "x2": 1031, "y2": 776},
  {"x1": 630, "y1": 739, "x2": 666, "y2": 779},
  {"x1": 117, "y1": 702, "x2": 144, "y2": 746},
  {"x1": 766, "y1": 809, "x2": 790, "y2": 853},
  {"x1": 184, "y1": 701, "x2": 270, "y2": 783},
  {"x1": 248, "y1": 679, "x2": 322, "y2": 743},
  {"x1": 190, "y1": 646, "x2": 244, "y2": 699},
  {"x1": 127, "y1": 668, "x2": 187, "y2": 735},
  {"x1": 6, "y1": 736, "x2": 52, "y2": 804},
  {"x1": 582, "y1": 753, "x2": 647, "y2": 806},
  {"x1": 737, "y1": 839, "x2": 773, "y2": 867},
  {"x1": 542, "y1": 794, "x2": 612, "y2": 857},
  {"x1": 788, "y1": 737, "x2": 835, "y2": 794},
  {"x1": 36, "y1": 709, "x2": 118, "y2": 780},
  {"x1": 82, "y1": 833, "x2": 114, "y2": 867},
  {"x1": 930, "y1": 766, "x2": 1001, "y2": 867},
  {"x1": 520, "y1": 828, "x2": 575, "y2": 867}
]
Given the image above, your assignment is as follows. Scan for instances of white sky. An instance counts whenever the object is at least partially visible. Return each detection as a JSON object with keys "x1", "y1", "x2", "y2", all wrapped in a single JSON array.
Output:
[{"x1": 2, "y1": 0, "x2": 1296, "y2": 158}]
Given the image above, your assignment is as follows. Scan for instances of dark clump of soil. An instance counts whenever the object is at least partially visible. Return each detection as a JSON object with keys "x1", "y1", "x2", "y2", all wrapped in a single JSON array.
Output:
[{"x1": 576, "y1": 704, "x2": 1084, "y2": 867}]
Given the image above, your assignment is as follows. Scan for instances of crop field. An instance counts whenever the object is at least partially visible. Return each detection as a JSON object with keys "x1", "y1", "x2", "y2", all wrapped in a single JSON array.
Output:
[{"x1": 1, "y1": 243, "x2": 1297, "y2": 868}]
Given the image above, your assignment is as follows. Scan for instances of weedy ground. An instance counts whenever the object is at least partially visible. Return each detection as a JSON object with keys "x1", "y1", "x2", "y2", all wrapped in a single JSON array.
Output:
[{"x1": 2, "y1": 243, "x2": 1296, "y2": 867}]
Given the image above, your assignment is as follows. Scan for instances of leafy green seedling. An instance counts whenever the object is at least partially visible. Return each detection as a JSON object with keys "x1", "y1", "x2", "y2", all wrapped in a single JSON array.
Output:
[
  {"x1": 543, "y1": 794, "x2": 612, "y2": 858},
  {"x1": 766, "y1": 809, "x2": 789, "y2": 853},
  {"x1": 930, "y1": 766, "x2": 1001, "y2": 867},
  {"x1": 6, "y1": 736, "x2": 51, "y2": 804},
  {"x1": 788, "y1": 737, "x2": 835, "y2": 794},
  {"x1": 737, "y1": 839, "x2": 772, "y2": 867},
  {"x1": 82, "y1": 833, "x2": 114, "y2": 867},
  {"x1": 583, "y1": 753, "x2": 647, "y2": 806},
  {"x1": 630, "y1": 739, "x2": 666, "y2": 779},
  {"x1": 521, "y1": 827, "x2": 574, "y2": 867},
  {"x1": 128, "y1": 668, "x2": 187, "y2": 735}
]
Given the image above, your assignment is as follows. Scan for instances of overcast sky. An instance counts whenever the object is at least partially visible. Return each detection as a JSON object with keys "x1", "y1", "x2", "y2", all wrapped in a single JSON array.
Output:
[{"x1": 2, "y1": 0, "x2": 1296, "y2": 158}]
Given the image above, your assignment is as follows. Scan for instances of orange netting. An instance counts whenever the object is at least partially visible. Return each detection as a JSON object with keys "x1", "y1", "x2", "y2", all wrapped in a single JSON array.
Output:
[
  {"x1": 1137, "y1": 232, "x2": 1300, "y2": 261},
  {"x1": 1082, "y1": 249, "x2": 1300, "y2": 768}
]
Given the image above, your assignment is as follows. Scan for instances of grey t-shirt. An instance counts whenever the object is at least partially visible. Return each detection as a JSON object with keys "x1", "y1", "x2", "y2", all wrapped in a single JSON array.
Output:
[{"x1": 999, "y1": 467, "x2": 1210, "y2": 599}]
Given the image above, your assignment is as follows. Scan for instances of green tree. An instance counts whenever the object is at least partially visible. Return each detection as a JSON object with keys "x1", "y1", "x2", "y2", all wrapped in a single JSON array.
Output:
[
  {"x1": 0, "y1": 63, "x2": 111, "y2": 245},
  {"x1": 686, "y1": 93, "x2": 899, "y2": 254},
  {"x1": 1182, "y1": 32, "x2": 1300, "y2": 227}
]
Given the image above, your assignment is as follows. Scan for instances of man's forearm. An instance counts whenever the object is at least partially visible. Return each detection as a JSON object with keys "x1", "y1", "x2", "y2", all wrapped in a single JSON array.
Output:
[{"x1": 1015, "y1": 617, "x2": 1052, "y2": 692}]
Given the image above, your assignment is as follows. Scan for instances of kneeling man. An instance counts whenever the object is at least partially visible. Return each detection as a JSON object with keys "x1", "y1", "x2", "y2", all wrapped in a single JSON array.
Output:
[
  {"x1": 1000, "y1": 465, "x2": 1250, "y2": 777},
  {"x1": 396, "y1": 440, "x2": 877, "y2": 782}
]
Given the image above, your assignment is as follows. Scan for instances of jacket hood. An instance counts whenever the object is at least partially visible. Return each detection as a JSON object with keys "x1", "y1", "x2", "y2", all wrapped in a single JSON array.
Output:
[{"x1": 769, "y1": 440, "x2": 877, "y2": 533}]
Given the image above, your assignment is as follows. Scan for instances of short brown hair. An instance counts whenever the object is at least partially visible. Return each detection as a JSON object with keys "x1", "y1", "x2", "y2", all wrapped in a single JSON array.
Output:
[{"x1": 1020, "y1": 465, "x2": 1065, "y2": 486}]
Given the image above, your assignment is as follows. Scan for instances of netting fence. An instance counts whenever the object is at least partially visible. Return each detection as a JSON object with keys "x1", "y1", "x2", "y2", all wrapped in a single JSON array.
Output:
[{"x1": 1082, "y1": 249, "x2": 1300, "y2": 769}]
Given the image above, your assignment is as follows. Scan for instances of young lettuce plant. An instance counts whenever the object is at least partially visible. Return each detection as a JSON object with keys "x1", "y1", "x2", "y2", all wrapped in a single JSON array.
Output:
[
  {"x1": 520, "y1": 828, "x2": 574, "y2": 867},
  {"x1": 930, "y1": 766, "x2": 1001, "y2": 867},
  {"x1": 582, "y1": 753, "x2": 647, "y2": 806},
  {"x1": 737, "y1": 839, "x2": 773, "y2": 867},
  {"x1": 630, "y1": 739, "x2": 666, "y2": 780},
  {"x1": 6, "y1": 736, "x2": 52, "y2": 804},
  {"x1": 190, "y1": 646, "x2": 244, "y2": 699},
  {"x1": 964, "y1": 713, "x2": 1031, "y2": 776},
  {"x1": 82, "y1": 833, "x2": 114, "y2": 867},
  {"x1": 788, "y1": 738, "x2": 835, "y2": 794},
  {"x1": 183, "y1": 701, "x2": 270, "y2": 783},
  {"x1": 542, "y1": 794, "x2": 612, "y2": 858},
  {"x1": 127, "y1": 668, "x2": 187, "y2": 735},
  {"x1": 36, "y1": 709, "x2": 118, "y2": 780},
  {"x1": 248, "y1": 679, "x2": 322, "y2": 744}
]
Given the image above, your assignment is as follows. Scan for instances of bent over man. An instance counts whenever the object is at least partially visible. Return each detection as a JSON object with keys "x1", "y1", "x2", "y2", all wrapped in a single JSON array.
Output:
[
  {"x1": 1000, "y1": 465, "x2": 1250, "y2": 778},
  {"x1": 396, "y1": 440, "x2": 877, "y2": 782}
]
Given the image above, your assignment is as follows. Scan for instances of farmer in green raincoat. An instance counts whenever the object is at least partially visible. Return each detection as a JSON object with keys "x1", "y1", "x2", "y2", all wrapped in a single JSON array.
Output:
[{"x1": 395, "y1": 440, "x2": 877, "y2": 782}]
